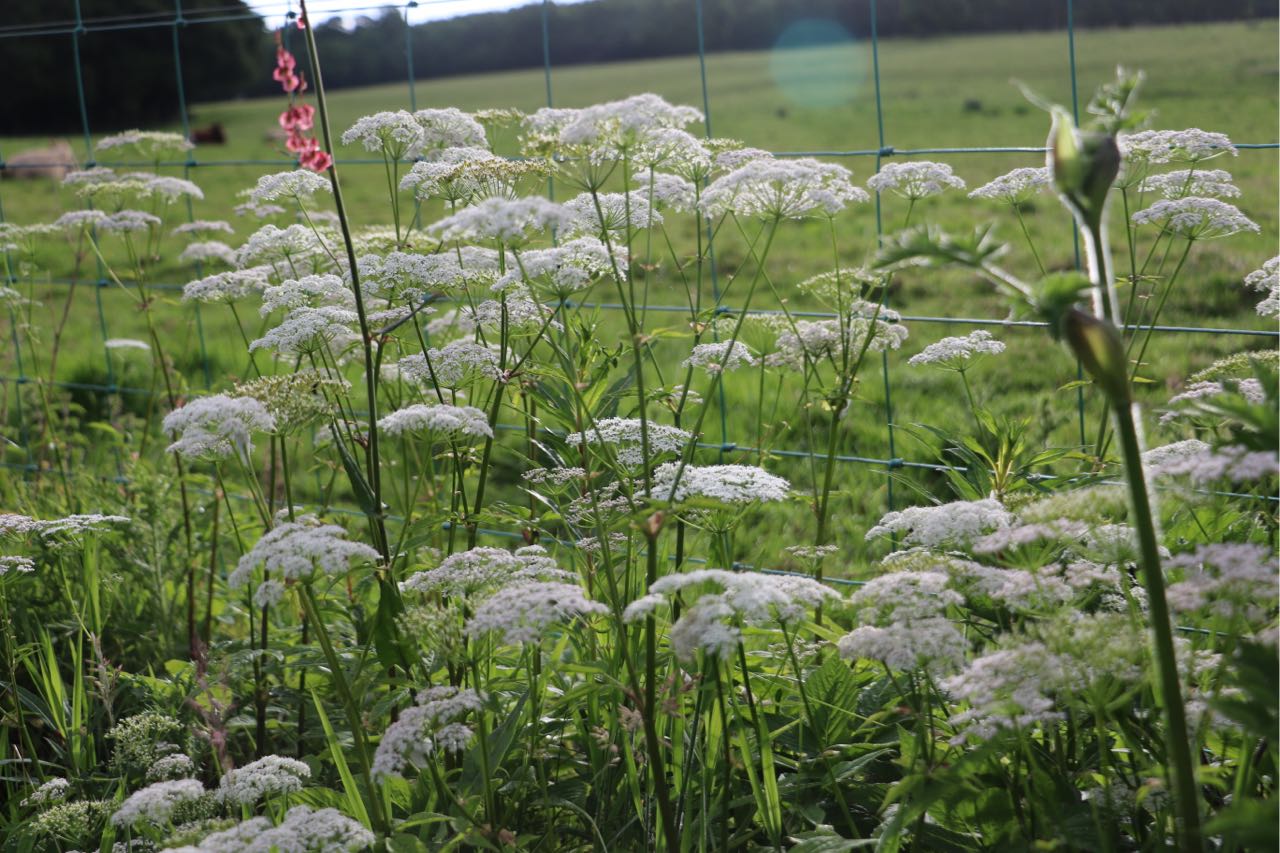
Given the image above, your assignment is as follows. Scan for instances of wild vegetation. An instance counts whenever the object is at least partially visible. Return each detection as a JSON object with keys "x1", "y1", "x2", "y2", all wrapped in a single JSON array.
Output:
[{"x1": 0, "y1": 11, "x2": 1277, "y2": 853}]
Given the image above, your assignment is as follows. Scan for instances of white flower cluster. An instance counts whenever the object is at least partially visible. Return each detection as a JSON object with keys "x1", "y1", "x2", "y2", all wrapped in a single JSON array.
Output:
[
  {"x1": 838, "y1": 570, "x2": 967, "y2": 673},
  {"x1": 21, "y1": 777, "x2": 70, "y2": 808},
  {"x1": 1131, "y1": 197, "x2": 1259, "y2": 239},
  {"x1": 182, "y1": 266, "x2": 271, "y2": 304},
  {"x1": 1161, "y1": 377, "x2": 1266, "y2": 424},
  {"x1": 1141, "y1": 439, "x2": 1210, "y2": 470},
  {"x1": 682, "y1": 340, "x2": 757, "y2": 374},
  {"x1": 1149, "y1": 443, "x2": 1278, "y2": 484},
  {"x1": 463, "y1": 291, "x2": 561, "y2": 333},
  {"x1": 428, "y1": 196, "x2": 571, "y2": 246},
  {"x1": 230, "y1": 518, "x2": 380, "y2": 589},
  {"x1": 563, "y1": 191, "x2": 661, "y2": 237},
  {"x1": 625, "y1": 569, "x2": 837, "y2": 660},
  {"x1": 250, "y1": 306, "x2": 360, "y2": 357},
  {"x1": 218, "y1": 754, "x2": 311, "y2": 806},
  {"x1": 341, "y1": 110, "x2": 427, "y2": 157},
  {"x1": 968, "y1": 166, "x2": 1050, "y2": 203},
  {"x1": 1166, "y1": 543, "x2": 1277, "y2": 620},
  {"x1": 645, "y1": 171, "x2": 699, "y2": 211},
  {"x1": 398, "y1": 340, "x2": 500, "y2": 388},
  {"x1": 866, "y1": 498, "x2": 1013, "y2": 549},
  {"x1": 173, "y1": 219, "x2": 233, "y2": 236},
  {"x1": 496, "y1": 236, "x2": 618, "y2": 297},
  {"x1": 179, "y1": 241, "x2": 237, "y2": 266},
  {"x1": 942, "y1": 642, "x2": 1064, "y2": 743},
  {"x1": 2, "y1": 512, "x2": 129, "y2": 541},
  {"x1": 166, "y1": 805, "x2": 374, "y2": 853},
  {"x1": 650, "y1": 462, "x2": 790, "y2": 504},
  {"x1": 163, "y1": 395, "x2": 275, "y2": 460},
  {"x1": 249, "y1": 169, "x2": 332, "y2": 204},
  {"x1": 907, "y1": 330, "x2": 1005, "y2": 367},
  {"x1": 699, "y1": 156, "x2": 867, "y2": 219},
  {"x1": 413, "y1": 107, "x2": 489, "y2": 150},
  {"x1": 98, "y1": 210, "x2": 162, "y2": 233},
  {"x1": 400, "y1": 545, "x2": 573, "y2": 596},
  {"x1": 0, "y1": 555, "x2": 36, "y2": 575},
  {"x1": 236, "y1": 224, "x2": 332, "y2": 269},
  {"x1": 1244, "y1": 256, "x2": 1279, "y2": 317},
  {"x1": 372, "y1": 686, "x2": 484, "y2": 781},
  {"x1": 378, "y1": 403, "x2": 493, "y2": 440},
  {"x1": 97, "y1": 129, "x2": 193, "y2": 155},
  {"x1": 111, "y1": 778, "x2": 206, "y2": 828},
  {"x1": 260, "y1": 274, "x2": 353, "y2": 314},
  {"x1": 146, "y1": 753, "x2": 196, "y2": 782},
  {"x1": 1121, "y1": 128, "x2": 1237, "y2": 164},
  {"x1": 361, "y1": 246, "x2": 501, "y2": 298},
  {"x1": 566, "y1": 417, "x2": 692, "y2": 466},
  {"x1": 524, "y1": 94, "x2": 702, "y2": 159},
  {"x1": 105, "y1": 338, "x2": 150, "y2": 351},
  {"x1": 1137, "y1": 168, "x2": 1239, "y2": 199},
  {"x1": 767, "y1": 309, "x2": 908, "y2": 369},
  {"x1": 867, "y1": 161, "x2": 966, "y2": 199},
  {"x1": 466, "y1": 581, "x2": 608, "y2": 644}
]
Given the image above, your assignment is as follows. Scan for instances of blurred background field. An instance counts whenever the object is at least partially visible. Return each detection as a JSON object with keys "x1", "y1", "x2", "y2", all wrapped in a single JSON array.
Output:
[{"x1": 1, "y1": 6, "x2": 1276, "y2": 567}]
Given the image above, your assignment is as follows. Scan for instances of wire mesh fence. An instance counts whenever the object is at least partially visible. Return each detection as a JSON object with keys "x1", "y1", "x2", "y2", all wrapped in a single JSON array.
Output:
[{"x1": 2, "y1": 0, "x2": 1277, "y2": 528}]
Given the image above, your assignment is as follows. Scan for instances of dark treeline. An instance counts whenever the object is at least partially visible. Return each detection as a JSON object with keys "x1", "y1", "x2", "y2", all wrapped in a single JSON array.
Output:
[{"x1": 5, "y1": 0, "x2": 1276, "y2": 135}]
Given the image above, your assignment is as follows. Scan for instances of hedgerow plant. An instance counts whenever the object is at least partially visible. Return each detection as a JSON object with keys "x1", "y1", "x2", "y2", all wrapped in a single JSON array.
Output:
[{"x1": 0, "y1": 7, "x2": 1275, "y2": 849}]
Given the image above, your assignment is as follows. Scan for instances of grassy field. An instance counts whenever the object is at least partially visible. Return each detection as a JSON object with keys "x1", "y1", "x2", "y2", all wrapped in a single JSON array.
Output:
[{"x1": 2, "y1": 20, "x2": 1277, "y2": 566}]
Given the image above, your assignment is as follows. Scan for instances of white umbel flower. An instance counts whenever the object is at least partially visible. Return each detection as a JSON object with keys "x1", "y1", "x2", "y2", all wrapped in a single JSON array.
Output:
[
  {"x1": 21, "y1": 777, "x2": 70, "y2": 807},
  {"x1": 907, "y1": 330, "x2": 1005, "y2": 367},
  {"x1": 179, "y1": 241, "x2": 236, "y2": 266},
  {"x1": 563, "y1": 191, "x2": 661, "y2": 237},
  {"x1": 372, "y1": 687, "x2": 484, "y2": 781},
  {"x1": 1137, "y1": 168, "x2": 1239, "y2": 199},
  {"x1": 428, "y1": 196, "x2": 571, "y2": 246},
  {"x1": 400, "y1": 545, "x2": 573, "y2": 596},
  {"x1": 105, "y1": 338, "x2": 150, "y2": 351},
  {"x1": 650, "y1": 462, "x2": 790, "y2": 504},
  {"x1": 398, "y1": 340, "x2": 500, "y2": 388},
  {"x1": 170, "y1": 805, "x2": 374, "y2": 852},
  {"x1": 342, "y1": 110, "x2": 426, "y2": 158},
  {"x1": 250, "y1": 306, "x2": 359, "y2": 357},
  {"x1": 111, "y1": 779, "x2": 206, "y2": 828},
  {"x1": 967, "y1": 166, "x2": 1050, "y2": 203},
  {"x1": 230, "y1": 518, "x2": 380, "y2": 588},
  {"x1": 865, "y1": 498, "x2": 1013, "y2": 549},
  {"x1": 566, "y1": 417, "x2": 692, "y2": 466},
  {"x1": 413, "y1": 107, "x2": 488, "y2": 151},
  {"x1": 182, "y1": 266, "x2": 271, "y2": 304},
  {"x1": 1244, "y1": 256, "x2": 1279, "y2": 317},
  {"x1": 173, "y1": 219, "x2": 233, "y2": 236},
  {"x1": 682, "y1": 340, "x2": 757, "y2": 374},
  {"x1": 494, "y1": 236, "x2": 619, "y2": 297},
  {"x1": 377, "y1": 403, "x2": 493, "y2": 439},
  {"x1": 700, "y1": 156, "x2": 866, "y2": 219},
  {"x1": 218, "y1": 755, "x2": 310, "y2": 806},
  {"x1": 163, "y1": 395, "x2": 276, "y2": 460},
  {"x1": 867, "y1": 161, "x2": 965, "y2": 199},
  {"x1": 249, "y1": 169, "x2": 333, "y2": 204},
  {"x1": 1120, "y1": 128, "x2": 1237, "y2": 164},
  {"x1": 260, "y1": 274, "x2": 353, "y2": 315},
  {"x1": 466, "y1": 581, "x2": 608, "y2": 644},
  {"x1": 1131, "y1": 197, "x2": 1259, "y2": 239}
]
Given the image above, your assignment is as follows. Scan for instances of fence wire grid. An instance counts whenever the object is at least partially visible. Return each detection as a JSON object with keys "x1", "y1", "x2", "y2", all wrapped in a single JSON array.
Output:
[{"x1": 2, "y1": 0, "x2": 1278, "y2": 549}]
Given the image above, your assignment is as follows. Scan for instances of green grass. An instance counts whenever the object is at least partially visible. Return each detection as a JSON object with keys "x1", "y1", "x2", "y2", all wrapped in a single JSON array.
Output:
[{"x1": 2, "y1": 20, "x2": 1277, "y2": 567}]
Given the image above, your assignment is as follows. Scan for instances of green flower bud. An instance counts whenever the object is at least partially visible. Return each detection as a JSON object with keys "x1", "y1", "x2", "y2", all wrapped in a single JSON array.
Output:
[
  {"x1": 1063, "y1": 308, "x2": 1130, "y2": 404},
  {"x1": 1049, "y1": 107, "x2": 1120, "y2": 227}
]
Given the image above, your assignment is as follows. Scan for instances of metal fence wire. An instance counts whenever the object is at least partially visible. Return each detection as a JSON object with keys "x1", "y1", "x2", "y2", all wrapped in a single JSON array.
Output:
[{"x1": 1, "y1": 0, "x2": 1277, "y2": 537}]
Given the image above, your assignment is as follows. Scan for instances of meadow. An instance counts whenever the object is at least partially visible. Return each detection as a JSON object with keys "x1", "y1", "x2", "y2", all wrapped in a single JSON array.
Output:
[{"x1": 0, "y1": 15, "x2": 1277, "y2": 852}]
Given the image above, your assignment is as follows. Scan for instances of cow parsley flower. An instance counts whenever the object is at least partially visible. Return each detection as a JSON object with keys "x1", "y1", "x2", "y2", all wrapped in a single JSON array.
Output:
[
  {"x1": 866, "y1": 498, "x2": 1013, "y2": 550},
  {"x1": 105, "y1": 338, "x2": 150, "y2": 351},
  {"x1": 1244, "y1": 256, "x2": 1279, "y2": 317},
  {"x1": 682, "y1": 340, "x2": 757, "y2": 373},
  {"x1": 566, "y1": 417, "x2": 692, "y2": 466},
  {"x1": 249, "y1": 169, "x2": 332, "y2": 204},
  {"x1": 867, "y1": 161, "x2": 965, "y2": 199},
  {"x1": 907, "y1": 330, "x2": 1004, "y2": 368},
  {"x1": 466, "y1": 581, "x2": 608, "y2": 644},
  {"x1": 563, "y1": 191, "x2": 661, "y2": 237},
  {"x1": 342, "y1": 110, "x2": 425, "y2": 158},
  {"x1": 0, "y1": 556, "x2": 37, "y2": 575},
  {"x1": 377, "y1": 403, "x2": 493, "y2": 439},
  {"x1": 413, "y1": 107, "x2": 488, "y2": 151},
  {"x1": 400, "y1": 545, "x2": 573, "y2": 596},
  {"x1": 54, "y1": 209, "x2": 109, "y2": 232},
  {"x1": 97, "y1": 129, "x2": 193, "y2": 156},
  {"x1": 624, "y1": 569, "x2": 836, "y2": 661},
  {"x1": 233, "y1": 370, "x2": 344, "y2": 434},
  {"x1": 532, "y1": 94, "x2": 702, "y2": 159},
  {"x1": 838, "y1": 618, "x2": 966, "y2": 673},
  {"x1": 111, "y1": 779, "x2": 207, "y2": 828},
  {"x1": 218, "y1": 755, "x2": 310, "y2": 806},
  {"x1": 968, "y1": 166, "x2": 1050, "y2": 203},
  {"x1": 700, "y1": 156, "x2": 866, "y2": 219},
  {"x1": 398, "y1": 340, "x2": 501, "y2": 388},
  {"x1": 99, "y1": 210, "x2": 161, "y2": 233},
  {"x1": 260, "y1": 274, "x2": 353, "y2": 314},
  {"x1": 1121, "y1": 128, "x2": 1237, "y2": 164},
  {"x1": 495, "y1": 236, "x2": 619, "y2": 297},
  {"x1": 768, "y1": 309, "x2": 908, "y2": 369},
  {"x1": 1131, "y1": 197, "x2": 1259, "y2": 239},
  {"x1": 943, "y1": 642, "x2": 1065, "y2": 743},
  {"x1": 635, "y1": 128, "x2": 712, "y2": 176},
  {"x1": 163, "y1": 395, "x2": 276, "y2": 460},
  {"x1": 359, "y1": 246, "x2": 501, "y2": 298},
  {"x1": 1138, "y1": 168, "x2": 1239, "y2": 199},
  {"x1": 644, "y1": 171, "x2": 699, "y2": 212},
  {"x1": 171, "y1": 806, "x2": 374, "y2": 852},
  {"x1": 179, "y1": 241, "x2": 236, "y2": 266},
  {"x1": 1142, "y1": 439, "x2": 1211, "y2": 471},
  {"x1": 463, "y1": 291, "x2": 561, "y2": 333},
  {"x1": 229, "y1": 518, "x2": 380, "y2": 588},
  {"x1": 147, "y1": 753, "x2": 196, "y2": 782},
  {"x1": 173, "y1": 220, "x2": 233, "y2": 236},
  {"x1": 1150, "y1": 443, "x2": 1278, "y2": 484},
  {"x1": 371, "y1": 687, "x2": 484, "y2": 781},
  {"x1": 236, "y1": 224, "x2": 332, "y2": 269},
  {"x1": 250, "y1": 306, "x2": 359, "y2": 357},
  {"x1": 21, "y1": 777, "x2": 70, "y2": 808},
  {"x1": 428, "y1": 196, "x2": 571, "y2": 246},
  {"x1": 650, "y1": 462, "x2": 790, "y2": 504},
  {"x1": 182, "y1": 266, "x2": 272, "y2": 304}
]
